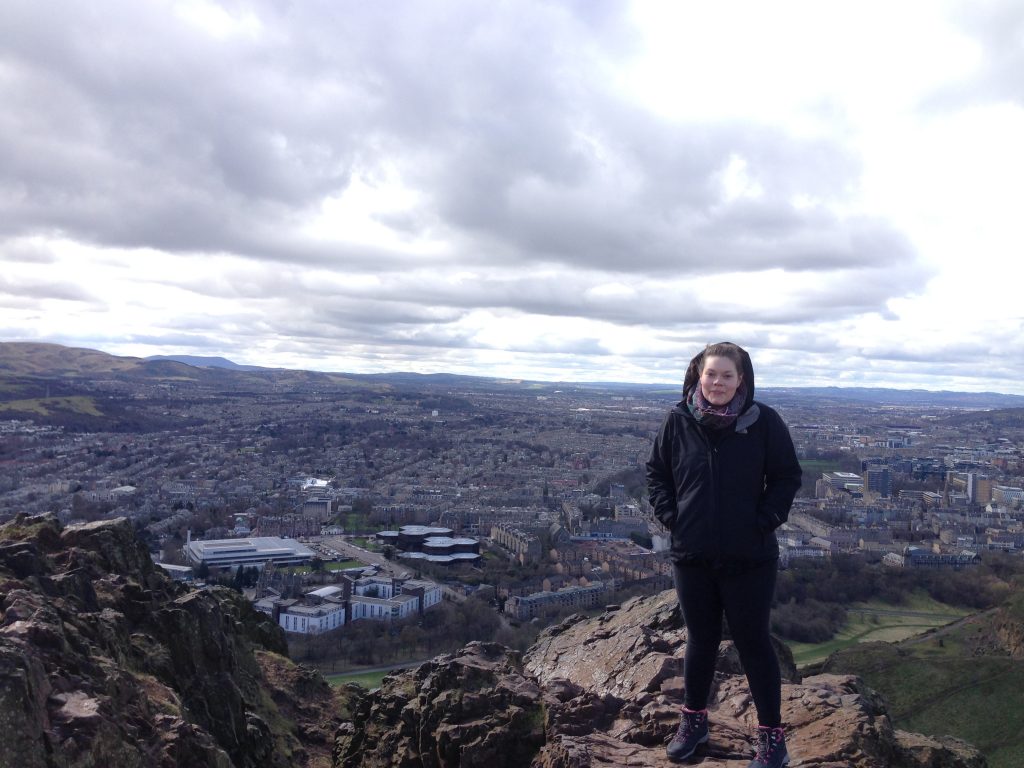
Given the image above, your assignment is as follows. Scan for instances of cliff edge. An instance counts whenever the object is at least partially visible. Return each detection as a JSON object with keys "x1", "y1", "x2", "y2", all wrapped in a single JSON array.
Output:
[
  {"x1": 0, "y1": 514, "x2": 356, "y2": 768},
  {"x1": 336, "y1": 591, "x2": 987, "y2": 767},
  {"x1": 0, "y1": 513, "x2": 987, "y2": 767}
]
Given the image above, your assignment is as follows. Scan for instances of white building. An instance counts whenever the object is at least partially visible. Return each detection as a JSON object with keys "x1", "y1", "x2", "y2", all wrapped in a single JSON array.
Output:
[
  {"x1": 279, "y1": 600, "x2": 346, "y2": 634},
  {"x1": 353, "y1": 575, "x2": 398, "y2": 598},
  {"x1": 401, "y1": 579, "x2": 443, "y2": 612},
  {"x1": 184, "y1": 535, "x2": 315, "y2": 570},
  {"x1": 257, "y1": 578, "x2": 444, "y2": 634},
  {"x1": 350, "y1": 593, "x2": 420, "y2": 621}
]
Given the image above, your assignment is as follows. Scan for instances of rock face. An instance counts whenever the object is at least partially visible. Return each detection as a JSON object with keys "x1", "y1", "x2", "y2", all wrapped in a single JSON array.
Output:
[
  {"x1": 992, "y1": 594, "x2": 1024, "y2": 659},
  {"x1": 0, "y1": 514, "x2": 355, "y2": 768},
  {"x1": 0, "y1": 513, "x2": 988, "y2": 768},
  {"x1": 337, "y1": 590, "x2": 987, "y2": 768}
]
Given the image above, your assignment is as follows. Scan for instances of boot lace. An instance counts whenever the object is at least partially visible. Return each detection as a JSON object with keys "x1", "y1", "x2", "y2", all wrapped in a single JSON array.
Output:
[
  {"x1": 755, "y1": 726, "x2": 785, "y2": 761},
  {"x1": 675, "y1": 708, "x2": 706, "y2": 739}
]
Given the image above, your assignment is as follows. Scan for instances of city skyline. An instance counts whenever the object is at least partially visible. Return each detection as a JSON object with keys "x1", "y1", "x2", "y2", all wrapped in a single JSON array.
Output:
[{"x1": 2, "y1": 2, "x2": 1023, "y2": 393}]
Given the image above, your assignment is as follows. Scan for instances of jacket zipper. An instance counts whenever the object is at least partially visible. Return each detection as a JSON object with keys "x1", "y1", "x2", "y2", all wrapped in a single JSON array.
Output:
[
  {"x1": 696, "y1": 427, "x2": 720, "y2": 561},
  {"x1": 703, "y1": 428, "x2": 734, "y2": 562}
]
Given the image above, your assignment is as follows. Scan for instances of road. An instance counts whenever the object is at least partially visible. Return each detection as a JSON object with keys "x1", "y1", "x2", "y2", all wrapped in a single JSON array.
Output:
[
  {"x1": 849, "y1": 607, "x2": 964, "y2": 621},
  {"x1": 899, "y1": 607, "x2": 999, "y2": 646},
  {"x1": 321, "y1": 535, "x2": 405, "y2": 577},
  {"x1": 325, "y1": 657, "x2": 437, "y2": 679}
]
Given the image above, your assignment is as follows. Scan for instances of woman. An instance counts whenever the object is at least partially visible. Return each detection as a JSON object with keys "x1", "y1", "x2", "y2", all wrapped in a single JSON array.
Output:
[{"x1": 646, "y1": 342, "x2": 801, "y2": 768}]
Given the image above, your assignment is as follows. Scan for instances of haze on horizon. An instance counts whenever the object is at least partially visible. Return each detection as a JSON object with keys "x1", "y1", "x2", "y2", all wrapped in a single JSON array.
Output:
[{"x1": 2, "y1": 1, "x2": 1023, "y2": 394}]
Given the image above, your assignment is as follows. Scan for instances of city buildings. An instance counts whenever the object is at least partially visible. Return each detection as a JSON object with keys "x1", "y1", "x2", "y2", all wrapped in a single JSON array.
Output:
[
  {"x1": 184, "y1": 535, "x2": 315, "y2": 570},
  {"x1": 255, "y1": 574, "x2": 444, "y2": 634},
  {"x1": 504, "y1": 579, "x2": 616, "y2": 621}
]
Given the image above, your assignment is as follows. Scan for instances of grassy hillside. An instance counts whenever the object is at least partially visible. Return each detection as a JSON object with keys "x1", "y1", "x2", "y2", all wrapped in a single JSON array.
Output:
[
  {"x1": 0, "y1": 342, "x2": 381, "y2": 395},
  {"x1": 786, "y1": 592, "x2": 968, "y2": 667},
  {"x1": 0, "y1": 342, "x2": 144, "y2": 375},
  {"x1": 817, "y1": 607, "x2": 1024, "y2": 768},
  {"x1": 0, "y1": 395, "x2": 103, "y2": 417}
]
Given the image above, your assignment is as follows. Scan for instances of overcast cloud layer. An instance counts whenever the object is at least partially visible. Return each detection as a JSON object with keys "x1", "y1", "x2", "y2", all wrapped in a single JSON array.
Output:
[{"x1": 2, "y1": 0, "x2": 1023, "y2": 393}]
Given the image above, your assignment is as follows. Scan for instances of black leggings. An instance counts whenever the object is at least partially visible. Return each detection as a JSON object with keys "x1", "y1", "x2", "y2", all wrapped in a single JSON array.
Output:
[{"x1": 672, "y1": 559, "x2": 781, "y2": 727}]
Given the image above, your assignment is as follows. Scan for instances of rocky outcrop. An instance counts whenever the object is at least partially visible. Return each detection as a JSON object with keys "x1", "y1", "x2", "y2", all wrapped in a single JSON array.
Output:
[
  {"x1": 0, "y1": 513, "x2": 356, "y2": 768},
  {"x1": 334, "y1": 642, "x2": 546, "y2": 768},
  {"x1": 0, "y1": 513, "x2": 988, "y2": 768},
  {"x1": 992, "y1": 593, "x2": 1024, "y2": 659},
  {"x1": 337, "y1": 590, "x2": 987, "y2": 768}
]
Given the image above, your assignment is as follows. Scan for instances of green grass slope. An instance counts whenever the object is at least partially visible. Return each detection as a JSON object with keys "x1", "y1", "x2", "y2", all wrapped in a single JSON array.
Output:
[
  {"x1": 786, "y1": 592, "x2": 969, "y2": 667},
  {"x1": 817, "y1": 608, "x2": 1024, "y2": 768}
]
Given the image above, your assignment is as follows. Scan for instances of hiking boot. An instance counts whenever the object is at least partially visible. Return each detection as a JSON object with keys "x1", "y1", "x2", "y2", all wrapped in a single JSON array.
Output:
[
  {"x1": 666, "y1": 706, "x2": 709, "y2": 762},
  {"x1": 747, "y1": 725, "x2": 789, "y2": 768}
]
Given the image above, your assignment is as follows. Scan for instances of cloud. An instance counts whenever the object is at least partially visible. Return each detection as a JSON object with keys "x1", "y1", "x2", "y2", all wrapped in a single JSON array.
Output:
[
  {"x1": 1, "y1": 238, "x2": 57, "y2": 264},
  {"x1": 0, "y1": 2, "x2": 1020, "y2": 391},
  {"x1": 925, "y1": 0, "x2": 1024, "y2": 111},
  {"x1": 0, "y1": 274, "x2": 96, "y2": 303},
  {"x1": 0, "y1": 1, "x2": 912, "y2": 280}
]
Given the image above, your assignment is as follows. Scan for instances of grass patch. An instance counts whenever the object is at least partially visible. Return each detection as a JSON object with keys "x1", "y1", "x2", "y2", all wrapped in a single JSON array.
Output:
[
  {"x1": 853, "y1": 591, "x2": 966, "y2": 616},
  {"x1": 348, "y1": 536, "x2": 381, "y2": 552},
  {"x1": 786, "y1": 595, "x2": 968, "y2": 667},
  {"x1": 326, "y1": 669, "x2": 391, "y2": 690},
  {"x1": 0, "y1": 395, "x2": 103, "y2": 416},
  {"x1": 340, "y1": 513, "x2": 372, "y2": 533},
  {"x1": 820, "y1": 620, "x2": 1024, "y2": 768}
]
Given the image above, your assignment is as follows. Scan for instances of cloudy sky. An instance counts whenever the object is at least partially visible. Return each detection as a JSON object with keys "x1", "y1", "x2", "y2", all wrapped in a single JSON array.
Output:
[{"x1": 2, "y1": 1, "x2": 1023, "y2": 393}]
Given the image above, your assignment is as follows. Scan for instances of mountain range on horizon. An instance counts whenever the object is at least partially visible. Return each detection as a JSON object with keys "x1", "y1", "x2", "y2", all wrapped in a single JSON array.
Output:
[{"x1": 3, "y1": 340, "x2": 1024, "y2": 409}]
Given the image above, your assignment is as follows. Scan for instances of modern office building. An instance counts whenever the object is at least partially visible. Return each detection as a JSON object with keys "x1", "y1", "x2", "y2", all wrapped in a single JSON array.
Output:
[
  {"x1": 376, "y1": 525, "x2": 482, "y2": 565},
  {"x1": 864, "y1": 467, "x2": 892, "y2": 497},
  {"x1": 255, "y1": 577, "x2": 444, "y2": 633},
  {"x1": 184, "y1": 535, "x2": 315, "y2": 570}
]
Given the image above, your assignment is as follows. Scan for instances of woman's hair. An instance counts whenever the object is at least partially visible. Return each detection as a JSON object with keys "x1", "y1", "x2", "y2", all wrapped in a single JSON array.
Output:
[{"x1": 699, "y1": 342, "x2": 744, "y2": 374}]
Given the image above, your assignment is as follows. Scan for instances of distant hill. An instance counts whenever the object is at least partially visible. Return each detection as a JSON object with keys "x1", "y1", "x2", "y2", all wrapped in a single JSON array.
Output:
[
  {"x1": 0, "y1": 342, "x2": 360, "y2": 390},
  {"x1": 3, "y1": 341, "x2": 1024, "y2": 409},
  {"x1": 761, "y1": 385, "x2": 1024, "y2": 409},
  {"x1": 936, "y1": 407, "x2": 1024, "y2": 429},
  {"x1": 0, "y1": 342, "x2": 385, "y2": 431},
  {"x1": 0, "y1": 341, "x2": 147, "y2": 376},
  {"x1": 144, "y1": 354, "x2": 266, "y2": 370}
]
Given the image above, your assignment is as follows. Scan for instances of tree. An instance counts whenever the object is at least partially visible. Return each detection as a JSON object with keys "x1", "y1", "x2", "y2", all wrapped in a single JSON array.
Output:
[
  {"x1": 629, "y1": 531, "x2": 653, "y2": 549},
  {"x1": 399, "y1": 623, "x2": 425, "y2": 654}
]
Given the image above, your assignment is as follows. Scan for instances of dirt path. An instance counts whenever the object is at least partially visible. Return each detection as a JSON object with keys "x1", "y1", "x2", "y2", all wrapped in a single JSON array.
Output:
[{"x1": 899, "y1": 607, "x2": 999, "y2": 647}]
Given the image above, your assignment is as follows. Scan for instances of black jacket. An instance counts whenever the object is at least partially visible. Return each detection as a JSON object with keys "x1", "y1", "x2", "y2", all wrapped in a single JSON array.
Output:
[{"x1": 646, "y1": 346, "x2": 802, "y2": 565}]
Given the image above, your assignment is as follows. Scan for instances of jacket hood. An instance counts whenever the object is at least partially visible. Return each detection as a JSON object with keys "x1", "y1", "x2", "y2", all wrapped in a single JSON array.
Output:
[{"x1": 682, "y1": 342, "x2": 756, "y2": 414}]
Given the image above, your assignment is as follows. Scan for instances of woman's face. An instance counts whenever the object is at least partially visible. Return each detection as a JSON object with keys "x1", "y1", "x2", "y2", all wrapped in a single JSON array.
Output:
[{"x1": 700, "y1": 355, "x2": 742, "y2": 406}]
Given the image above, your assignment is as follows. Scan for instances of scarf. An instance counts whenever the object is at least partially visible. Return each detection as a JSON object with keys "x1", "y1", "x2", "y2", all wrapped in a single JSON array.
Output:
[{"x1": 687, "y1": 383, "x2": 747, "y2": 430}]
